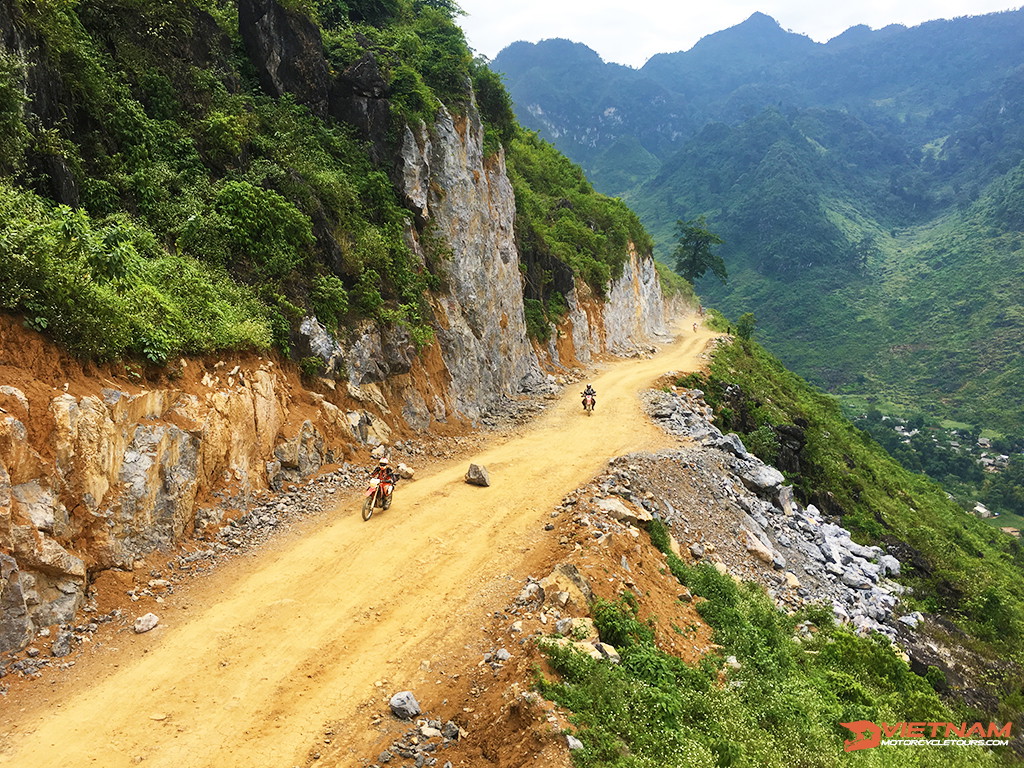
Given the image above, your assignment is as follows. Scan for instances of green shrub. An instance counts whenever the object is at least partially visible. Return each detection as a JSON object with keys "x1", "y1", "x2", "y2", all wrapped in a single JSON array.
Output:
[
  {"x1": 470, "y1": 57, "x2": 515, "y2": 152},
  {"x1": 310, "y1": 274, "x2": 350, "y2": 328},
  {"x1": 0, "y1": 49, "x2": 29, "y2": 171},
  {"x1": 523, "y1": 298, "x2": 551, "y2": 342},
  {"x1": 211, "y1": 180, "x2": 314, "y2": 277},
  {"x1": 735, "y1": 311, "x2": 756, "y2": 340},
  {"x1": 0, "y1": 182, "x2": 273, "y2": 361},
  {"x1": 299, "y1": 355, "x2": 325, "y2": 379},
  {"x1": 508, "y1": 130, "x2": 652, "y2": 295}
]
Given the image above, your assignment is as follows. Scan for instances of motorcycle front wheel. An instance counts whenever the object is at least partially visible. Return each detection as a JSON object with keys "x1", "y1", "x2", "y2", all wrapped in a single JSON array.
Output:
[{"x1": 362, "y1": 494, "x2": 374, "y2": 521}]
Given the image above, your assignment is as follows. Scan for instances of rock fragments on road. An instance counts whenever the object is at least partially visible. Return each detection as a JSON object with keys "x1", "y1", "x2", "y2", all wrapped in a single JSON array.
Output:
[{"x1": 370, "y1": 714, "x2": 465, "y2": 768}]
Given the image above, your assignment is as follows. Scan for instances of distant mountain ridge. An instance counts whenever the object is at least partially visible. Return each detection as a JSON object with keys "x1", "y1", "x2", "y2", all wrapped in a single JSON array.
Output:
[
  {"x1": 496, "y1": 10, "x2": 1024, "y2": 181},
  {"x1": 493, "y1": 9, "x2": 1024, "y2": 432}
]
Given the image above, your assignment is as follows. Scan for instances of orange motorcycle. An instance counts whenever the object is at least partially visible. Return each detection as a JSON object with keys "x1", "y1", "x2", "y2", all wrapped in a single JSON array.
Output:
[{"x1": 361, "y1": 476, "x2": 394, "y2": 520}]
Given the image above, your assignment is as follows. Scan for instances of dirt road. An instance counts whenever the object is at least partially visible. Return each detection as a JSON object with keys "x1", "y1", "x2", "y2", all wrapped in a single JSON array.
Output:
[{"x1": 0, "y1": 319, "x2": 716, "y2": 768}]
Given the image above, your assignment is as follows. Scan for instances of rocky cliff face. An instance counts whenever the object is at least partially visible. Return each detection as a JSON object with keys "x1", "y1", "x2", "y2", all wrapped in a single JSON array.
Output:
[
  {"x1": 0, "y1": 318, "x2": 403, "y2": 652},
  {"x1": 332, "y1": 88, "x2": 679, "y2": 424},
  {"x1": 398, "y1": 109, "x2": 542, "y2": 419}
]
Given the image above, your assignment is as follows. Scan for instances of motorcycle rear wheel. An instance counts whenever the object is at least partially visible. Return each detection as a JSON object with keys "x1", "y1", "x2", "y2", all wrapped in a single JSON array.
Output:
[{"x1": 362, "y1": 494, "x2": 374, "y2": 521}]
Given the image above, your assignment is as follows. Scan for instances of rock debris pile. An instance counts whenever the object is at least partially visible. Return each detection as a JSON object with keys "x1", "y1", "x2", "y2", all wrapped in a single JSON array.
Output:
[
  {"x1": 369, "y1": 716, "x2": 464, "y2": 768},
  {"x1": 195, "y1": 463, "x2": 363, "y2": 549},
  {"x1": 639, "y1": 387, "x2": 910, "y2": 638},
  {"x1": 0, "y1": 608, "x2": 120, "y2": 685}
]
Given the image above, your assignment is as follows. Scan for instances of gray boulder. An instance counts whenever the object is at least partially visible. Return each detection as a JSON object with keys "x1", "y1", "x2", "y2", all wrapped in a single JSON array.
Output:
[
  {"x1": 898, "y1": 612, "x2": 923, "y2": 629},
  {"x1": 739, "y1": 463, "x2": 785, "y2": 496},
  {"x1": 465, "y1": 464, "x2": 490, "y2": 487},
  {"x1": 841, "y1": 570, "x2": 871, "y2": 590},
  {"x1": 878, "y1": 554, "x2": 901, "y2": 577},
  {"x1": 705, "y1": 432, "x2": 750, "y2": 459},
  {"x1": 389, "y1": 690, "x2": 422, "y2": 719}
]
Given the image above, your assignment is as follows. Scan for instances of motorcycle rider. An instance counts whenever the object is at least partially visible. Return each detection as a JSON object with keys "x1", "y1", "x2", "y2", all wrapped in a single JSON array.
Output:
[
  {"x1": 363, "y1": 456, "x2": 398, "y2": 518},
  {"x1": 370, "y1": 456, "x2": 397, "y2": 488},
  {"x1": 581, "y1": 384, "x2": 596, "y2": 410}
]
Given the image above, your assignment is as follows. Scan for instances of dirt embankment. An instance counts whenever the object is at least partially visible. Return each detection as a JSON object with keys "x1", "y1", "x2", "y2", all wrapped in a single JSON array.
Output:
[{"x1": 0, "y1": 311, "x2": 479, "y2": 656}]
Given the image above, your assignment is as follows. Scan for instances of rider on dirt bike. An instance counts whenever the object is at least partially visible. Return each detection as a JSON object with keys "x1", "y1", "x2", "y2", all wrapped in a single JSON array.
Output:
[
  {"x1": 581, "y1": 384, "x2": 596, "y2": 410},
  {"x1": 362, "y1": 457, "x2": 397, "y2": 520},
  {"x1": 370, "y1": 457, "x2": 397, "y2": 486}
]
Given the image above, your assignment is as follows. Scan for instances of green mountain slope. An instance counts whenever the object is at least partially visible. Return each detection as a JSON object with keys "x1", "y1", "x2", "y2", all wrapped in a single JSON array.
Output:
[{"x1": 493, "y1": 10, "x2": 1024, "y2": 432}]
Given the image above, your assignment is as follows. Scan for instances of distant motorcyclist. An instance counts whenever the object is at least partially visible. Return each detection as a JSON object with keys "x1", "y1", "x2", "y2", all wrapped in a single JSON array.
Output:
[{"x1": 581, "y1": 384, "x2": 596, "y2": 411}]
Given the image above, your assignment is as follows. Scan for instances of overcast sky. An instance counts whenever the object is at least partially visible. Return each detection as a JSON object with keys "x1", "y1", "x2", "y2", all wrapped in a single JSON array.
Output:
[{"x1": 457, "y1": 1, "x2": 1021, "y2": 68}]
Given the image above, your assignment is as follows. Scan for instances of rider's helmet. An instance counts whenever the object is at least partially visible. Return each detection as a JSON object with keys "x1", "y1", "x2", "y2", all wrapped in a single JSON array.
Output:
[{"x1": 378, "y1": 457, "x2": 389, "y2": 467}]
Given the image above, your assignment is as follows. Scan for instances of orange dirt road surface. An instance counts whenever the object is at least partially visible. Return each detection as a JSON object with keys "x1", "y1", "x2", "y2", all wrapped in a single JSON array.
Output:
[{"x1": 0, "y1": 318, "x2": 718, "y2": 768}]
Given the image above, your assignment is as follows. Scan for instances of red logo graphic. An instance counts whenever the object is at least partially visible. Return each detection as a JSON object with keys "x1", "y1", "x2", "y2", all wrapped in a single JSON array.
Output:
[{"x1": 841, "y1": 721, "x2": 881, "y2": 752}]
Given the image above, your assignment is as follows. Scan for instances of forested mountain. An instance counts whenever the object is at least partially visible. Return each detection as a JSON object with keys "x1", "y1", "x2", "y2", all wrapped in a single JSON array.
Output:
[{"x1": 493, "y1": 10, "x2": 1024, "y2": 433}]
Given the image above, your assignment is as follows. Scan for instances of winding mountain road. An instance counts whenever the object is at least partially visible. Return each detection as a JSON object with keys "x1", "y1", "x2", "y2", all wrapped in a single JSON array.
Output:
[{"x1": 0, "y1": 317, "x2": 716, "y2": 768}]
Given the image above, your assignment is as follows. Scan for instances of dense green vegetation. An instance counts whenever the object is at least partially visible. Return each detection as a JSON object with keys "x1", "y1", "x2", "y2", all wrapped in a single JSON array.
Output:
[
  {"x1": 539, "y1": 520, "x2": 1005, "y2": 767},
  {"x1": 493, "y1": 11, "x2": 1024, "y2": 434},
  {"x1": 0, "y1": 181, "x2": 272, "y2": 361},
  {"x1": 0, "y1": 0, "x2": 653, "y2": 364},
  {"x1": 0, "y1": 0, "x2": 446, "y2": 359},
  {"x1": 507, "y1": 130, "x2": 652, "y2": 297}
]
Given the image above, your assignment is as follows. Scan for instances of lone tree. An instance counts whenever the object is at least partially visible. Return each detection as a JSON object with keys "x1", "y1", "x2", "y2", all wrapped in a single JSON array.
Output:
[
  {"x1": 673, "y1": 216, "x2": 727, "y2": 284},
  {"x1": 736, "y1": 312, "x2": 756, "y2": 341}
]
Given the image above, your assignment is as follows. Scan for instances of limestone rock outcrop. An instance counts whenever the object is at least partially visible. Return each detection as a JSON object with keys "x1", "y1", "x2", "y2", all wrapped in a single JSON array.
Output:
[
  {"x1": 238, "y1": 0, "x2": 329, "y2": 117},
  {"x1": 0, "y1": 331, "x2": 388, "y2": 652}
]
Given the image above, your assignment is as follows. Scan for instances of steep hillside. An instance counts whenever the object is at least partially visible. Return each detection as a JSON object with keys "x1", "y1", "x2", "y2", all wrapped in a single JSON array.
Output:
[
  {"x1": 0, "y1": 0, "x2": 683, "y2": 657},
  {"x1": 0, "y1": 0, "x2": 666, "y2": 377},
  {"x1": 2, "y1": 3, "x2": 1022, "y2": 765}
]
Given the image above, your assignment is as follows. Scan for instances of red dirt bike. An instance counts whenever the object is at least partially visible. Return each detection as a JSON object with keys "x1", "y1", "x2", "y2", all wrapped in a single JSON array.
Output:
[
  {"x1": 361, "y1": 476, "x2": 394, "y2": 521},
  {"x1": 582, "y1": 393, "x2": 595, "y2": 415}
]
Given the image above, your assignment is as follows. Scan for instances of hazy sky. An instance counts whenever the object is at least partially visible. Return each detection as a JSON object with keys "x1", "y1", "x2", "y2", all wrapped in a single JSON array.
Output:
[{"x1": 457, "y1": 1, "x2": 1021, "y2": 68}]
